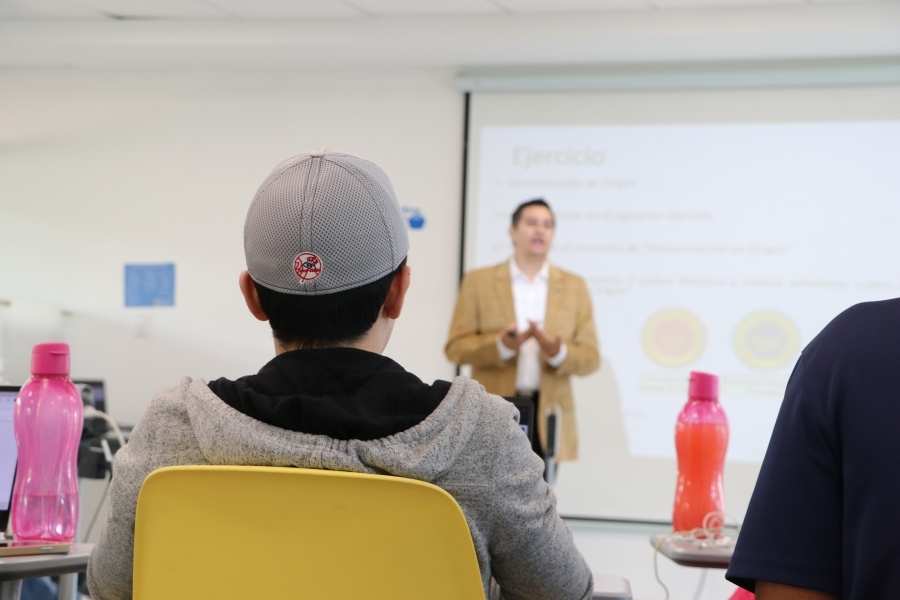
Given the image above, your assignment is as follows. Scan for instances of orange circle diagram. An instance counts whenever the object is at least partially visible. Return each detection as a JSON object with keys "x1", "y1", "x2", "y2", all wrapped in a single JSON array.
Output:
[
  {"x1": 734, "y1": 310, "x2": 800, "y2": 369},
  {"x1": 641, "y1": 308, "x2": 707, "y2": 368}
]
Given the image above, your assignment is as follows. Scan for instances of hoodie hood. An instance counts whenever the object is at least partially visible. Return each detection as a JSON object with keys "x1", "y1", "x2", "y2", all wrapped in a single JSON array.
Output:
[
  {"x1": 182, "y1": 349, "x2": 478, "y2": 482},
  {"x1": 208, "y1": 348, "x2": 449, "y2": 440}
]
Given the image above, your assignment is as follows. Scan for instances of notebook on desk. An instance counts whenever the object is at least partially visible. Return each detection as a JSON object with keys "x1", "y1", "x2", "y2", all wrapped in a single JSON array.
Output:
[{"x1": 0, "y1": 385, "x2": 71, "y2": 557}]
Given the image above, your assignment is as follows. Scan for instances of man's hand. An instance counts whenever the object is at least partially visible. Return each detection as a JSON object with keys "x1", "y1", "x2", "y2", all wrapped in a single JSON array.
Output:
[
  {"x1": 500, "y1": 324, "x2": 531, "y2": 351},
  {"x1": 528, "y1": 321, "x2": 561, "y2": 357}
]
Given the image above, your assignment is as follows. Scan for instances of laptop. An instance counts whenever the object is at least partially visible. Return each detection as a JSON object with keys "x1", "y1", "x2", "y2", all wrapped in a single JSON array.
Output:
[
  {"x1": 0, "y1": 385, "x2": 70, "y2": 556},
  {"x1": 0, "y1": 386, "x2": 17, "y2": 537}
]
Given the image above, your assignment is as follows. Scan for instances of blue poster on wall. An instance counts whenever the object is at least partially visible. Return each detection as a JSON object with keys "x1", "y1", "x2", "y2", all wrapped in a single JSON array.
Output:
[{"x1": 125, "y1": 263, "x2": 176, "y2": 307}]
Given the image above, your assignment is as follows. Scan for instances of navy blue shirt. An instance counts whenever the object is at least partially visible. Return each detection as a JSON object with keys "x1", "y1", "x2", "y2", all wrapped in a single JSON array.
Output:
[{"x1": 727, "y1": 299, "x2": 900, "y2": 598}]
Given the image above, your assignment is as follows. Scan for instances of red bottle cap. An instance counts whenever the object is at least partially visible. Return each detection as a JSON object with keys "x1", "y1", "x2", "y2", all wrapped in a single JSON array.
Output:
[
  {"x1": 689, "y1": 371, "x2": 718, "y2": 401},
  {"x1": 31, "y1": 342, "x2": 70, "y2": 376}
]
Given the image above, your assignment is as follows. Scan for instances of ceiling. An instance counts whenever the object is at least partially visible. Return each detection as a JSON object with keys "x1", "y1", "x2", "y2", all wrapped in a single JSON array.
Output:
[
  {"x1": 0, "y1": 0, "x2": 893, "y2": 20},
  {"x1": 1, "y1": 0, "x2": 897, "y2": 71}
]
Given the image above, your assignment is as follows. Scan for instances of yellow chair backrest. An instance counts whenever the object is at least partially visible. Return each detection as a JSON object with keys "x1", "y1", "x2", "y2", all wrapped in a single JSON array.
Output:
[{"x1": 133, "y1": 465, "x2": 486, "y2": 600}]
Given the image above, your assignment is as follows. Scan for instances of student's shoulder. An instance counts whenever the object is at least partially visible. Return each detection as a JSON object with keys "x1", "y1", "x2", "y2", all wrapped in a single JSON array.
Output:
[
  {"x1": 451, "y1": 377, "x2": 528, "y2": 456},
  {"x1": 113, "y1": 378, "x2": 205, "y2": 473},
  {"x1": 808, "y1": 298, "x2": 900, "y2": 362},
  {"x1": 450, "y1": 376, "x2": 518, "y2": 432},
  {"x1": 452, "y1": 380, "x2": 545, "y2": 486},
  {"x1": 128, "y1": 378, "x2": 200, "y2": 438},
  {"x1": 825, "y1": 298, "x2": 900, "y2": 331},
  {"x1": 144, "y1": 377, "x2": 198, "y2": 413}
]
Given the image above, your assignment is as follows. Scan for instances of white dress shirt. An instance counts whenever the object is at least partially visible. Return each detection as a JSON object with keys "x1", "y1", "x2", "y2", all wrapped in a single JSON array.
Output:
[{"x1": 496, "y1": 259, "x2": 568, "y2": 392}]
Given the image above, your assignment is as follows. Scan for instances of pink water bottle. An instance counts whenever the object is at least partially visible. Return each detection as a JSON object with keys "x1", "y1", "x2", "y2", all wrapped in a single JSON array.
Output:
[
  {"x1": 11, "y1": 343, "x2": 83, "y2": 542},
  {"x1": 673, "y1": 371, "x2": 729, "y2": 532}
]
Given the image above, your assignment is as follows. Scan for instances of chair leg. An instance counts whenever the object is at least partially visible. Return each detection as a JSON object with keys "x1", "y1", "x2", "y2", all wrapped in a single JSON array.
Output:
[
  {"x1": 0, "y1": 580, "x2": 22, "y2": 600},
  {"x1": 58, "y1": 573, "x2": 78, "y2": 600}
]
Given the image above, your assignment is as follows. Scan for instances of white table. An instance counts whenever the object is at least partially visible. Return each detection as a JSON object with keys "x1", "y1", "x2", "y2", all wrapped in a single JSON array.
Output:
[{"x1": 0, "y1": 543, "x2": 94, "y2": 600}]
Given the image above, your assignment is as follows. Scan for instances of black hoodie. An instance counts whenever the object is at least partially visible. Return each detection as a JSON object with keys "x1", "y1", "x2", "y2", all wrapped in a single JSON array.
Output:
[{"x1": 208, "y1": 347, "x2": 450, "y2": 440}]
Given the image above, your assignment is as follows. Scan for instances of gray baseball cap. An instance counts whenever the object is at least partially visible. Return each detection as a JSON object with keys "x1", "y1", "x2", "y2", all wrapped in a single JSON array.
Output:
[{"x1": 244, "y1": 153, "x2": 409, "y2": 295}]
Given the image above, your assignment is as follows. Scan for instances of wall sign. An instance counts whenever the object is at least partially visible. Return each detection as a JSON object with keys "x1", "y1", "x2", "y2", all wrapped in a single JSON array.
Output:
[{"x1": 124, "y1": 263, "x2": 176, "y2": 307}]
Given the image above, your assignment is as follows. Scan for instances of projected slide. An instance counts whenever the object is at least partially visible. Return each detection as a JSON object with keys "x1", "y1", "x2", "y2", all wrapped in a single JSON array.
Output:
[{"x1": 472, "y1": 122, "x2": 900, "y2": 461}]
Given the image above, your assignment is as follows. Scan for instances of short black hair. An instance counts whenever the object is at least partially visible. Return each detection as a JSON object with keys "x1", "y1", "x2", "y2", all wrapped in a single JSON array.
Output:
[
  {"x1": 511, "y1": 198, "x2": 554, "y2": 227},
  {"x1": 254, "y1": 258, "x2": 407, "y2": 347}
]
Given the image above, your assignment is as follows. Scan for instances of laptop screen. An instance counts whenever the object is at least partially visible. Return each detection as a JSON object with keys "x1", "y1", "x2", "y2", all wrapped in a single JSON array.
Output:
[{"x1": 0, "y1": 386, "x2": 18, "y2": 518}]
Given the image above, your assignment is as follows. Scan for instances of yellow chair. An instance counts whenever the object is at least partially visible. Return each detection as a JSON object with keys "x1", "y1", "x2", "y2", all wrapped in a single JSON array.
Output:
[{"x1": 132, "y1": 465, "x2": 486, "y2": 600}]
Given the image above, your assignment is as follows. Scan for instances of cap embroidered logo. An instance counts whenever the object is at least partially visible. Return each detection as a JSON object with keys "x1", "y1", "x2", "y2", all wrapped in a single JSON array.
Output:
[{"x1": 293, "y1": 252, "x2": 323, "y2": 282}]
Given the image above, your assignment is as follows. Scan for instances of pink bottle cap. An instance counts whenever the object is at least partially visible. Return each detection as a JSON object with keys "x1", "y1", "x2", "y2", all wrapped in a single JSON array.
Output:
[
  {"x1": 688, "y1": 371, "x2": 718, "y2": 401},
  {"x1": 31, "y1": 342, "x2": 71, "y2": 376}
]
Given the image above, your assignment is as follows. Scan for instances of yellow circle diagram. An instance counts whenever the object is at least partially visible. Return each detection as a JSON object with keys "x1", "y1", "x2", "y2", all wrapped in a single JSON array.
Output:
[
  {"x1": 641, "y1": 308, "x2": 707, "y2": 368},
  {"x1": 734, "y1": 310, "x2": 800, "y2": 369}
]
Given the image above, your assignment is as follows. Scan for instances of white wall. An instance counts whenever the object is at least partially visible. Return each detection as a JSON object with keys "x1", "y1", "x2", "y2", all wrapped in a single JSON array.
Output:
[{"x1": 0, "y1": 68, "x2": 463, "y2": 423}]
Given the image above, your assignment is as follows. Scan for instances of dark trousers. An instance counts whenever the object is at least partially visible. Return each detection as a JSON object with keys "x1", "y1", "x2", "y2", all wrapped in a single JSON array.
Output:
[
  {"x1": 512, "y1": 391, "x2": 560, "y2": 484},
  {"x1": 510, "y1": 391, "x2": 542, "y2": 456}
]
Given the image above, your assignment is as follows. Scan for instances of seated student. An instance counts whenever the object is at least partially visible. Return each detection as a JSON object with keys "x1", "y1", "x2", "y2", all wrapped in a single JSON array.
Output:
[
  {"x1": 87, "y1": 152, "x2": 594, "y2": 600},
  {"x1": 726, "y1": 299, "x2": 900, "y2": 600}
]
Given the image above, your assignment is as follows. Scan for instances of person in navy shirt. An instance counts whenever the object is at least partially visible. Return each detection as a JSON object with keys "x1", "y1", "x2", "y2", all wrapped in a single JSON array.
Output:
[{"x1": 727, "y1": 299, "x2": 900, "y2": 600}]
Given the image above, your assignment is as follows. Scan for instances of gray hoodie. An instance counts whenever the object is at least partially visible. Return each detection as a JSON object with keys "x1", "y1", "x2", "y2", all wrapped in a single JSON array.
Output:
[{"x1": 87, "y1": 375, "x2": 593, "y2": 600}]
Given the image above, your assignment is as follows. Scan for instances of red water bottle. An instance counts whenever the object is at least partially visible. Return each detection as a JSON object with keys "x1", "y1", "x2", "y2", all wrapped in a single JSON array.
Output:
[
  {"x1": 673, "y1": 371, "x2": 729, "y2": 532},
  {"x1": 11, "y1": 343, "x2": 83, "y2": 541}
]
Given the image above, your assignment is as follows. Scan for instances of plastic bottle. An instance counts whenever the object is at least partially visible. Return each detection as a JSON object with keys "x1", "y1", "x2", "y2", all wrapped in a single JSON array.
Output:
[
  {"x1": 11, "y1": 342, "x2": 83, "y2": 542},
  {"x1": 673, "y1": 371, "x2": 729, "y2": 532}
]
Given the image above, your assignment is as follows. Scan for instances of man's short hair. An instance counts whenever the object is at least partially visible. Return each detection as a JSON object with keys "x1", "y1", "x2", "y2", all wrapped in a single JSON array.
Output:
[
  {"x1": 255, "y1": 258, "x2": 407, "y2": 347},
  {"x1": 511, "y1": 198, "x2": 555, "y2": 227}
]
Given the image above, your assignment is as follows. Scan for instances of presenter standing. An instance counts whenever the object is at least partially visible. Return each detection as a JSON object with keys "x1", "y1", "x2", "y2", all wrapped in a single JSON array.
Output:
[{"x1": 445, "y1": 198, "x2": 600, "y2": 473}]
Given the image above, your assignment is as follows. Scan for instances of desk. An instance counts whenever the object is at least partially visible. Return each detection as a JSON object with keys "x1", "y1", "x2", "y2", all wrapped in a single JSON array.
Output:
[
  {"x1": 650, "y1": 533, "x2": 732, "y2": 569},
  {"x1": 0, "y1": 544, "x2": 94, "y2": 600}
]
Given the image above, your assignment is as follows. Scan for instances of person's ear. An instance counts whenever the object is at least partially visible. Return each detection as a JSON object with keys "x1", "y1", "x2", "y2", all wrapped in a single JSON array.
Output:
[
  {"x1": 239, "y1": 271, "x2": 269, "y2": 322},
  {"x1": 383, "y1": 264, "x2": 411, "y2": 320}
]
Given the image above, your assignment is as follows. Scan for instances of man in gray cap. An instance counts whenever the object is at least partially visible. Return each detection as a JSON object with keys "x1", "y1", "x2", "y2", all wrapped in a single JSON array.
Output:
[{"x1": 87, "y1": 153, "x2": 594, "y2": 600}]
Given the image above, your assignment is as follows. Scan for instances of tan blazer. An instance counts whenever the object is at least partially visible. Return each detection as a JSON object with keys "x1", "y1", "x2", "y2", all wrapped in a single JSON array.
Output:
[{"x1": 445, "y1": 261, "x2": 600, "y2": 461}]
